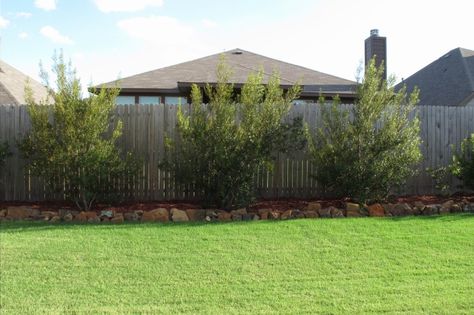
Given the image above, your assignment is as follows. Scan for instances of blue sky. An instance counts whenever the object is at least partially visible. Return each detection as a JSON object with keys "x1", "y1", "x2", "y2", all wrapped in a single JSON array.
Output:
[{"x1": 1, "y1": 0, "x2": 474, "y2": 93}]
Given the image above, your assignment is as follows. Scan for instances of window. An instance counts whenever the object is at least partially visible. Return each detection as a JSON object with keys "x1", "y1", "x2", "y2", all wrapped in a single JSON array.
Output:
[
  {"x1": 116, "y1": 96, "x2": 135, "y2": 105},
  {"x1": 139, "y1": 96, "x2": 160, "y2": 105},
  {"x1": 165, "y1": 96, "x2": 187, "y2": 105},
  {"x1": 293, "y1": 99, "x2": 315, "y2": 105}
]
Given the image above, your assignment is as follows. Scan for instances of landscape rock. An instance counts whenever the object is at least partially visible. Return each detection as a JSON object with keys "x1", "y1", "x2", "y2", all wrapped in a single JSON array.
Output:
[
  {"x1": 100, "y1": 210, "x2": 114, "y2": 219},
  {"x1": 63, "y1": 213, "x2": 73, "y2": 222},
  {"x1": 253, "y1": 214, "x2": 260, "y2": 220},
  {"x1": 413, "y1": 201, "x2": 425, "y2": 213},
  {"x1": 368, "y1": 203, "x2": 385, "y2": 217},
  {"x1": 260, "y1": 212, "x2": 269, "y2": 220},
  {"x1": 462, "y1": 203, "x2": 474, "y2": 212},
  {"x1": 142, "y1": 208, "x2": 169, "y2": 222},
  {"x1": 232, "y1": 214, "x2": 242, "y2": 221},
  {"x1": 345, "y1": 202, "x2": 360, "y2": 217},
  {"x1": 0, "y1": 209, "x2": 6, "y2": 217},
  {"x1": 440, "y1": 200, "x2": 454, "y2": 214},
  {"x1": 292, "y1": 209, "x2": 305, "y2": 219},
  {"x1": 41, "y1": 211, "x2": 59, "y2": 218},
  {"x1": 217, "y1": 212, "x2": 232, "y2": 222},
  {"x1": 59, "y1": 209, "x2": 79, "y2": 218},
  {"x1": 6, "y1": 206, "x2": 39, "y2": 220},
  {"x1": 382, "y1": 204, "x2": 395, "y2": 216},
  {"x1": 171, "y1": 208, "x2": 189, "y2": 222},
  {"x1": 87, "y1": 211, "x2": 99, "y2": 219},
  {"x1": 231, "y1": 208, "x2": 247, "y2": 216},
  {"x1": 134, "y1": 210, "x2": 144, "y2": 217},
  {"x1": 75, "y1": 211, "x2": 98, "y2": 222},
  {"x1": 280, "y1": 210, "x2": 293, "y2": 220},
  {"x1": 257, "y1": 208, "x2": 271, "y2": 216},
  {"x1": 304, "y1": 211, "x2": 319, "y2": 218},
  {"x1": 242, "y1": 214, "x2": 254, "y2": 221},
  {"x1": 330, "y1": 207, "x2": 344, "y2": 218},
  {"x1": 423, "y1": 205, "x2": 439, "y2": 215},
  {"x1": 206, "y1": 210, "x2": 218, "y2": 217},
  {"x1": 50, "y1": 215, "x2": 61, "y2": 223},
  {"x1": 391, "y1": 203, "x2": 413, "y2": 216},
  {"x1": 268, "y1": 211, "x2": 280, "y2": 220},
  {"x1": 74, "y1": 212, "x2": 88, "y2": 222},
  {"x1": 304, "y1": 202, "x2": 322, "y2": 212},
  {"x1": 110, "y1": 213, "x2": 124, "y2": 224},
  {"x1": 186, "y1": 209, "x2": 206, "y2": 221},
  {"x1": 88, "y1": 216, "x2": 101, "y2": 223},
  {"x1": 123, "y1": 212, "x2": 139, "y2": 221},
  {"x1": 451, "y1": 204, "x2": 462, "y2": 213},
  {"x1": 318, "y1": 208, "x2": 331, "y2": 218},
  {"x1": 346, "y1": 202, "x2": 360, "y2": 212}
]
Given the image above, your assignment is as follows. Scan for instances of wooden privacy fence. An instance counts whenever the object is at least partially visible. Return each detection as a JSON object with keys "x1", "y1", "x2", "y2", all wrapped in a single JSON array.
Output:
[{"x1": 1, "y1": 104, "x2": 473, "y2": 201}]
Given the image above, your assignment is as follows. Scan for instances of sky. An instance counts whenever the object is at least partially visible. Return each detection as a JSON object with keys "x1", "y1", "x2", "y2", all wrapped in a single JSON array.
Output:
[{"x1": 1, "y1": 0, "x2": 474, "y2": 94}]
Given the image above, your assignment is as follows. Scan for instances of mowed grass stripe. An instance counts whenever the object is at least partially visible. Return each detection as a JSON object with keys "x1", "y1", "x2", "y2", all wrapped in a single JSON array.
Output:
[{"x1": 1, "y1": 215, "x2": 473, "y2": 314}]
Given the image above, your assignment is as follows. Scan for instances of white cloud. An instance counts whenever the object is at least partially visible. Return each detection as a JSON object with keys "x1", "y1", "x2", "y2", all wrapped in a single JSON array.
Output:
[
  {"x1": 0, "y1": 16, "x2": 10, "y2": 29},
  {"x1": 94, "y1": 0, "x2": 163, "y2": 13},
  {"x1": 61, "y1": 0, "x2": 474, "y2": 94},
  {"x1": 118, "y1": 16, "x2": 196, "y2": 45},
  {"x1": 16, "y1": 12, "x2": 33, "y2": 18},
  {"x1": 69, "y1": 15, "x2": 217, "y2": 94},
  {"x1": 19, "y1": 32, "x2": 29, "y2": 39},
  {"x1": 40, "y1": 26, "x2": 74, "y2": 45},
  {"x1": 35, "y1": 0, "x2": 57, "y2": 11},
  {"x1": 201, "y1": 19, "x2": 217, "y2": 28}
]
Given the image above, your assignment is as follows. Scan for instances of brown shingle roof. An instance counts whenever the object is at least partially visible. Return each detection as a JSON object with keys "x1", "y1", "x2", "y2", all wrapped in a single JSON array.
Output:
[
  {"x1": 95, "y1": 48, "x2": 357, "y2": 96},
  {"x1": 0, "y1": 60, "x2": 50, "y2": 105}
]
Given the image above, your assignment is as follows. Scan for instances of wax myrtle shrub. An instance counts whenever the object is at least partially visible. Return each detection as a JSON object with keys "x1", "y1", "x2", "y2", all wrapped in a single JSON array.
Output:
[
  {"x1": 428, "y1": 134, "x2": 474, "y2": 194},
  {"x1": 19, "y1": 53, "x2": 139, "y2": 210},
  {"x1": 450, "y1": 134, "x2": 474, "y2": 190},
  {"x1": 307, "y1": 58, "x2": 422, "y2": 203},
  {"x1": 162, "y1": 57, "x2": 304, "y2": 209}
]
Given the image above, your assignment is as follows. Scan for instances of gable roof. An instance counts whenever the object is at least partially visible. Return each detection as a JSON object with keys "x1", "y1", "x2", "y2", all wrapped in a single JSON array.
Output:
[
  {"x1": 396, "y1": 47, "x2": 474, "y2": 106},
  {"x1": 95, "y1": 48, "x2": 357, "y2": 97},
  {"x1": 0, "y1": 60, "x2": 50, "y2": 105}
]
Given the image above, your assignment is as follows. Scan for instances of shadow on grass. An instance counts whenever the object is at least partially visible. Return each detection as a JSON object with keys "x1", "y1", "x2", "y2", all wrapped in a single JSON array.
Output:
[
  {"x1": 387, "y1": 213, "x2": 474, "y2": 222},
  {"x1": 1, "y1": 213, "x2": 473, "y2": 234}
]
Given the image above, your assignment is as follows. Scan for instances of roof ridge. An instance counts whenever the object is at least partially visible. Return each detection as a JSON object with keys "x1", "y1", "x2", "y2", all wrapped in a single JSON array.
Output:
[{"x1": 230, "y1": 49, "x2": 355, "y2": 84}]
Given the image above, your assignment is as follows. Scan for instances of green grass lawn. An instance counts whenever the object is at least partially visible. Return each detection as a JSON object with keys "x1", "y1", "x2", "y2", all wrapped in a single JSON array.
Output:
[{"x1": 1, "y1": 215, "x2": 473, "y2": 314}]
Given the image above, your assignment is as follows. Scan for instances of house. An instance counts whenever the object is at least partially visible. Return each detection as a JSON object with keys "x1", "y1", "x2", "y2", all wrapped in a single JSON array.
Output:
[
  {"x1": 0, "y1": 60, "x2": 49, "y2": 105},
  {"x1": 93, "y1": 49, "x2": 358, "y2": 105},
  {"x1": 396, "y1": 47, "x2": 474, "y2": 106}
]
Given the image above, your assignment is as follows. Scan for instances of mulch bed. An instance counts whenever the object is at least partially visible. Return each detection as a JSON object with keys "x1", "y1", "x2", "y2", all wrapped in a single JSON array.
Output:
[{"x1": 1, "y1": 194, "x2": 473, "y2": 212}]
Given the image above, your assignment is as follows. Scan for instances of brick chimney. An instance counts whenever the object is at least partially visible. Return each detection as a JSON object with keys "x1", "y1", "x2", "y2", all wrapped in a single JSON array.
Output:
[{"x1": 365, "y1": 29, "x2": 387, "y2": 80}]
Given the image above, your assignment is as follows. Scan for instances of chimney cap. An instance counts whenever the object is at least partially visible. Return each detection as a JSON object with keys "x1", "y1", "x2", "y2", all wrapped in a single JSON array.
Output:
[{"x1": 370, "y1": 29, "x2": 379, "y2": 37}]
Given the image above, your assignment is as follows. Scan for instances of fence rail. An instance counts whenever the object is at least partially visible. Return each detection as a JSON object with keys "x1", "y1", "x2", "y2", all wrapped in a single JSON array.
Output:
[{"x1": 1, "y1": 104, "x2": 473, "y2": 201}]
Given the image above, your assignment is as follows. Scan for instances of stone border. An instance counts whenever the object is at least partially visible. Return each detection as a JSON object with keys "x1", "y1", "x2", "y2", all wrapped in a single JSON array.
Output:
[{"x1": 1, "y1": 200, "x2": 473, "y2": 223}]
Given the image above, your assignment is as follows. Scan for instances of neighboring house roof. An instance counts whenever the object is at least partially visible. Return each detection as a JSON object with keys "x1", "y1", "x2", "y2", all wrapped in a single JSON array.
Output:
[
  {"x1": 95, "y1": 48, "x2": 357, "y2": 98},
  {"x1": 396, "y1": 47, "x2": 474, "y2": 106},
  {"x1": 0, "y1": 60, "x2": 50, "y2": 105}
]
